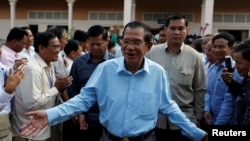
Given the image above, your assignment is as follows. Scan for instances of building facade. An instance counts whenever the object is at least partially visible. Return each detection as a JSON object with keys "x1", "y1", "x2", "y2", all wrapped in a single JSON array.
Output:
[{"x1": 0, "y1": 0, "x2": 250, "y2": 42}]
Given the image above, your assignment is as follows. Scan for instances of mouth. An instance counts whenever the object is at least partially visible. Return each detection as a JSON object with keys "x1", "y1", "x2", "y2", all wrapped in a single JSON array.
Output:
[{"x1": 125, "y1": 52, "x2": 136, "y2": 59}]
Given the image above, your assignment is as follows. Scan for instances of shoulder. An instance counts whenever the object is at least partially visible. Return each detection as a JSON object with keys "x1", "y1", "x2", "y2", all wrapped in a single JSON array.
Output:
[
  {"x1": 183, "y1": 44, "x2": 201, "y2": 56},
  {"x1": 150, "y1": 43, "x2": 166, "y2": 51},
  {"x1": 145, "y1": 58, "x2": 166, "y2": 73}
]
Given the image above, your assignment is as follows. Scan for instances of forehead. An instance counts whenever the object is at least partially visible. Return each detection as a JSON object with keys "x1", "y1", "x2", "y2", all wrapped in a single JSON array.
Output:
[
  {"x1": 168, "y1": 19, "x2": 186, "y2": 27},
  {"x1": 159, "y1": 30, "x2": 166, "y2": 34},
  {"x1": 233, "y1": 52, "x2": 244, "y2": 60},
  {"x1": 123, "y1": 27, "x2": 145, "y2": 40},
  {"x1": 49, "y1": 37, "x2": 60, "y2": 44},
  {"x1": 206, "y1": 43, "x2": 213, "y2": 49},
  {"x1": 213, "y1": 38, "x2": 229, "y2": 45},
  {"x1": 203, "y1": 36, "x2": 213, "y2": 43},
  {"x1": 61, "y1": 31, "x2": 68, "y2": 38},
  {"x1": 87, "y1": 35, "x2": 105, "y2": 42}
]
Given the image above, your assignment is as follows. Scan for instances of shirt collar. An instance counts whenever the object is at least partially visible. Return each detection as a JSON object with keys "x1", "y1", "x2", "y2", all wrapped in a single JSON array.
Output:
[
  {"x1": 87, "y1": 50, "x2": 110, "y2": 63},
  {"x1": 34, "y1": 53, "x2": 53, "y2": 69},
  {"x1": 165, "y1": 42, "x2": 184, "y2": 54}
]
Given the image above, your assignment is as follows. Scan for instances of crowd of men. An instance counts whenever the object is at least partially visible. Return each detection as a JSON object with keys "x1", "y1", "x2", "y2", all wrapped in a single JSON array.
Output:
[{"x1": 1, "y1": 12, "x2": 250, "y2": 141}]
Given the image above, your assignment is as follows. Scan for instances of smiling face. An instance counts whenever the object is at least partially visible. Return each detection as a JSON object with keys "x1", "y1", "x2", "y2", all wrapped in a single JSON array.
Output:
[
  {"x1": 40, "y1": 37, "x2": 61, "y2": 64},
  {"x1": 212, "y1": 38, "x2": 232, "y2": 64},
  {"x1": 121, "y1": 26, "x2": 149, "y2": 73}
]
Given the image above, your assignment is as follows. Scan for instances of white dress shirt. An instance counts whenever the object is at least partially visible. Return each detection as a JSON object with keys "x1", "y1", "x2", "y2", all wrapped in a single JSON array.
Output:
[{"x1": 11, "y1": 53, "x2": 59, "y2": 140}]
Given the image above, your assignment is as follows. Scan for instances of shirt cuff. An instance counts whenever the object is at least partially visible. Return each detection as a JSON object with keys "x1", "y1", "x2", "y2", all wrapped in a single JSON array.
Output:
[
  {"x1": 46, "y1": 107, "x2": 60, "y2": 126},
  {"x1": 0, "y1": 91, "x2": 14, "y2": 103}
]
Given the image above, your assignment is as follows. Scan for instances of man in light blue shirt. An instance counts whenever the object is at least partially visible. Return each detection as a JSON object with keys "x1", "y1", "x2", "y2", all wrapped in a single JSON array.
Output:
[
  {"x1": 203, "y1": 32, "x2": 243, "y2": 125},
  {"x1": 19, "y1": 21, "x2": 208, "y2": 141}
]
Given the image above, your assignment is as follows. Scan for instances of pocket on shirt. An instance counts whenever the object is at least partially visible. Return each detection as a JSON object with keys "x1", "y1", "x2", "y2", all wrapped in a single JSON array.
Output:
[
  {"x1": 176, "y1": 68, "x2": 193, "y2": 86},
  {"x1": 134, "y1": 91, "x2": 157, "y2": 116}
]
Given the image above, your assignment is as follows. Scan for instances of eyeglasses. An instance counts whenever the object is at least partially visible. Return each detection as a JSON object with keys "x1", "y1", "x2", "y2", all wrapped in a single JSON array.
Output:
[{"x1": 121, "y1": 39, "x2": 146, "y2": 47}]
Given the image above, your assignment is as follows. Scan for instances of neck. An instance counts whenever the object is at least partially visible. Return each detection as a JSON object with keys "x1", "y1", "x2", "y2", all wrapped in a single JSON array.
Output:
[
  {"x1": 125, "y1": 59, "x2": 144, "y2": 74},
  {"x1": 167, "y1": 43, "x2": 181, "y2": 54}
]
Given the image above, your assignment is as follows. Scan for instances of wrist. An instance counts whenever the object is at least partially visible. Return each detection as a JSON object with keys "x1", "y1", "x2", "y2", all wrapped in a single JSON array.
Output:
[{"x1": 4, "y1": 87, "x2": 14, "y2": 94}]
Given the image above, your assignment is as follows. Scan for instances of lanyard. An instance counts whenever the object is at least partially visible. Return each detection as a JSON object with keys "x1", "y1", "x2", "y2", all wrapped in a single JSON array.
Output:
[{"x1": 45, "y1": 67, "x2": 54, "y2": 88}]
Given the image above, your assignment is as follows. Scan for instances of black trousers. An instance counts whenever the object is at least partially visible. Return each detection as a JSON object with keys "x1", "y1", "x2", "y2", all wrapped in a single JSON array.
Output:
[
  {"x1": 62, "y1": 119, "x2": 103, "y2": 141},
  {"x1": 154, "y1": 127, "x2": 191, "y2": 141}
]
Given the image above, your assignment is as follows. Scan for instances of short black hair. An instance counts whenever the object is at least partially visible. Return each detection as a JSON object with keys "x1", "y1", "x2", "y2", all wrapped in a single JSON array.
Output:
[
  {"x1": 6, "y1": 27, "x2": 28, "y2": 42},
  {"x1": 87, "y1": 25, "x2": 108, "y2": 40},
  {"x1": 73, "y1": 29, "x2": 87, "y2": 42},
  {"x1": 33, "y1": 31, "x2": 57, "y2": 53},
  {"x1": 165, "y1": 13, "x2": 188, "y2": 27},
  {"x1": 234, "y1": 41, "x2": 250, "y2": 61},
  {"x1": 64, "y1": 39, "x2": 80, "y2": 55},
  {"x1": 46, "y1": 26, "x2": 67, "y2": 40},
  {"x1": 212, "y1": 32, "x2": 235, "y2": 47},
  {"x1": 122, "y1": 21, "x2": 152, "y2": 42}
]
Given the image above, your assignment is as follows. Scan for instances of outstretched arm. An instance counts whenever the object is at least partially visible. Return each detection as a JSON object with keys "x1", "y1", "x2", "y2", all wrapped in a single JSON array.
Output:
[{"x1": 19, "y1": 110, "x2": 48, "y2": 138}]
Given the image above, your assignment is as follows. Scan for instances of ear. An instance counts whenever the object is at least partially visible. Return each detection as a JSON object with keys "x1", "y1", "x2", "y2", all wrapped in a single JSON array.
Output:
[
  {"x1": 38, "y1": 45, "x2": 44, "y2": 52},
  {"x1": 146, "y1": 41, "x2": 153, "y2": 51},
  {"x1": 70, "y1": 51, "x2": 76, "y2": 58}
]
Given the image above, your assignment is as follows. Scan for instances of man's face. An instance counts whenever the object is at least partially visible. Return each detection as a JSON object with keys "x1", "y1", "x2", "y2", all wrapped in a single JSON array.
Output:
[
  {"x1": 159, "y1": 29, "x2": 167, "y2": 44},
  {"x1": 59, "y1": 31, "x2": 68, "y2": 50},
  {"x1": 212, "y1": 38, "x2": 232, "y2": 63},
  {"x1": 205, "y1": 41, "x2": 215, "y2": 63},
  {"x1": 42, "y1": 37, "x2": 61, "y2": 63},
  {"x1": 202, "y1": 36, "x2": 213, "y2": 53},
  {"x1": 87, "y1": 35, "x2": 108, "y2": 59},
  {"x1": 15, "y1": 35, "x2": 28, "y2": 52},
  {"x1": 25, "y1": 29, "x2": 34, "y2": 48},
  {"x1": 166, "y1": 19, "x2": 188, "y2": 47},
  {"x1": 121, "y1": 27, "x2": 148, "y2": 69}
]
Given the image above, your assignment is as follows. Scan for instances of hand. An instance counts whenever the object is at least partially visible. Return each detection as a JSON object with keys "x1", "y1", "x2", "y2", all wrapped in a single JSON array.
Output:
[
  {"x1": 4, "y1": 68, "x2": 24, "y2": 94},
  {"x1": 19, "y1": 110, "x2": 48, "y2": 138},
  {"x1": 78, "y1": 114, "x2": 88, "y2": 130},
  {"x1": 203, "y1": 111, "x2": 212, "y2": 125},
  {"x1": 54, "y1": 76, "x2": 73, "y2": 92},
  {"x1": 13, "y1": 58, "x2": 28, "y2": 71},
  {"x1": 221, "y1": 68, "x2": 233, "y2": 84}
]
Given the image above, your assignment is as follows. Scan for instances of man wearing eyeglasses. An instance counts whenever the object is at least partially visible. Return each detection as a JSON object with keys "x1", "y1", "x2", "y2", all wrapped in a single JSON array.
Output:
[
  {"x1": 11, "y1": 31, "x2": 73, "y2": 141},
  {"x1": 19, "y1": 21, "x2": 208, "y2": 141}
]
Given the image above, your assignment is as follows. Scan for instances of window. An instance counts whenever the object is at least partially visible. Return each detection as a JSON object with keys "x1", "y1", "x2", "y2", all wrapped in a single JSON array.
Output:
[
  {"x1": 142, "y1": 13, "x2": 194, "y2": 22},
  {"x1": 28, "y1": 11, "x2": 68, "y2": 20},
  {"x1": 214, "y1": 13, "x2": 250, "y2": 23},
  {"x1": 89, "y1": 12, "x2": 123, "y2": 21}
]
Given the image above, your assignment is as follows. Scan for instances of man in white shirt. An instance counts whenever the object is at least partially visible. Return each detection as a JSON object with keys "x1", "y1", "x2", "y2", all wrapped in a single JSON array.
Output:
[{"x1": 11, "y1": 31, "x2": 72, "y2": 141}]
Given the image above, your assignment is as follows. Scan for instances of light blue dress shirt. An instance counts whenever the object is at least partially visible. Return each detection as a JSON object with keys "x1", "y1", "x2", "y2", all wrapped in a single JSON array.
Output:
[{"x1": 46, "y1": 57, "x2": 206, "y2": 141}]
